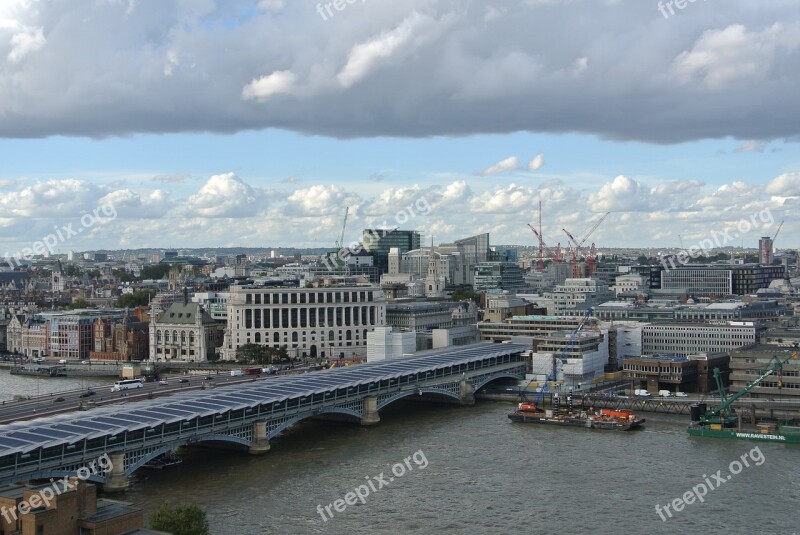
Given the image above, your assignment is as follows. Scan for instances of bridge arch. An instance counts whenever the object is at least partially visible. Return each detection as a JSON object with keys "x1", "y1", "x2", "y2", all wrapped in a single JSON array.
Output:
[
  {"x1": 376, "y1": 387, "x2": 461, "y2": 410},
  {"x1": 267, "y1": 407, "x2": 363, "y2": 440},
  {"x1": 472, "y1": 373, "x2": 524, "y2": 393}
]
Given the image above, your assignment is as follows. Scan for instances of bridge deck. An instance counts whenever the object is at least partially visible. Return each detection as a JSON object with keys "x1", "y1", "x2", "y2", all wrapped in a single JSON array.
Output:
[{"x1": 0, "y1": 343, "x2": 528, "y2": 463}]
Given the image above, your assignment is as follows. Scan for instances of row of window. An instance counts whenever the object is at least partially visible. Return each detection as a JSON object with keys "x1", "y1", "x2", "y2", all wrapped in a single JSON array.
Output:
[
  {"x1": 244, "y1": 290, "x2": 374, "y2": 305},
  {"x1": 155, "y1": 330, "x2": 196, "y2": 345},
  {"x1": 240, "y1": 306, "x2": 378, "y2": 329}
]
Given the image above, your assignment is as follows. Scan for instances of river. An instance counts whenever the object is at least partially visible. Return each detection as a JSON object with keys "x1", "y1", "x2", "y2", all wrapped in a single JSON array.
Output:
[
  {"x1": 1, "y1": 371, "x2": 797, "y2": 534},
  {"x1": 122, "y1": 401, "x2": 797, "y2": 535}
]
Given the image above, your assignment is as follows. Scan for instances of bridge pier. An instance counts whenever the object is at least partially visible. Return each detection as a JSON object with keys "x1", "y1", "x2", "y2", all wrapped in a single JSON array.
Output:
[
  {"x1": 459, "y1": 380, "x2": 475, "y2": 406},
  {"x1": 361, "y1": 396, "x2": 380, "y2": 426},
  {"x1": 249, "y1": 421, "x2": 271, "y2": 454},
  {"x1": 103, "y1": 453, "x2": 129, "y2": 493}
]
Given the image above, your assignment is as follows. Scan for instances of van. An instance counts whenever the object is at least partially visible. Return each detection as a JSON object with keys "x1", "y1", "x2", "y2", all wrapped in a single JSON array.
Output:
[
  {"x1": 634, "y1": 389, "x2": 651, "y2": 397},
  {"x1": 58, "y1": 359, "x2": 67, "y2": 364},
  {"x1": 658, "y1": 390, "x2": 671, "y2": 397}
]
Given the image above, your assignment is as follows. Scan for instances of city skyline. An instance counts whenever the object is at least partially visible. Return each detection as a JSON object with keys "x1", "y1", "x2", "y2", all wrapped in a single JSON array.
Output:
[{"x1": 1, "y1": 0, "x2": 798, "y2": 251}]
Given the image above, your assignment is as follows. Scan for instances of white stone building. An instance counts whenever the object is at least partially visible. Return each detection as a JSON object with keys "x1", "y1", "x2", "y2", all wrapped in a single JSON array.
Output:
[
  {"x1": 221, "y1": 283, "x2": 387, "y2": 360},
  {"x1": 149, "y1": 301, "x2": 223, "y2": 361}
]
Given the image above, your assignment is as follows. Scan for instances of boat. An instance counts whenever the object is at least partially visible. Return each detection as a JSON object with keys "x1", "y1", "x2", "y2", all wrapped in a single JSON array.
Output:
[
  {"x1": 142, "y1": 451, "x2": 183, "y2": 470},
  {"x1": 688, "y1": 352, "x2": 800, "y2": 443},
  {"x1": 508, "y1": 398, "x2": 645, "y2": 431}
]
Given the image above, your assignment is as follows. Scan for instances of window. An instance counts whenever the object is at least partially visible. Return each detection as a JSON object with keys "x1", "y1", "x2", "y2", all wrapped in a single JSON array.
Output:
[{"x1": 181, "y1": 331, "x2": 186, "y2": 343}]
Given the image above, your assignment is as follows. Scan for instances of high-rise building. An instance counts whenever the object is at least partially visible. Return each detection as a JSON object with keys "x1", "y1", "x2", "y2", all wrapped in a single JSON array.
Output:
[
  {"x1": 362, "y1": 229, "x2": 421, "y2": 274},
  {"x1": 473, "y1": 261, "x2": 525, "y2": 293},
  {"x1": 759, "y1": 236, "x2": 774, "y2": 265}
]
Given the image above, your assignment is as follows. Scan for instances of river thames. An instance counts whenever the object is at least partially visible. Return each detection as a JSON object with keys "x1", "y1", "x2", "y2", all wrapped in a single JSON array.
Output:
[
  {"x1": 117, "y1": 400, "x2": 796, "y2": 535},
  {"x1": 1, "y1": 371, "x2": 797, "y2": 534}
]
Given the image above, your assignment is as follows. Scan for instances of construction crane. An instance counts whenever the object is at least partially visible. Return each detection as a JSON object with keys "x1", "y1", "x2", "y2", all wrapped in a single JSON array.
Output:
[
  {"x1": 527, "y1": 223, "x2": 562, "y2": 270},
  {"x1": 697, "y1": 352, "x2": 798, "y2": 427},
  {"x1": 773, "y1": 221, "x2": 784, "y2": 243},
  {"x1": 562, "y1": 212, "x2": 610, "y2": 278},
  {"x1": 335, "y1": 206, "x2": 349, "y2": 250},
  {"x1": 327, "y1": 206, "x2": 350, "y2": 273}
]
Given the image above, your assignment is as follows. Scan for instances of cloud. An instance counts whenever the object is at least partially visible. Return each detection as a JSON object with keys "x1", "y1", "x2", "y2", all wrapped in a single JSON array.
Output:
[
  {"x1": 242, "y1": 70, "x2": 297, "y2": 101},
  {"x1": 588, "y1": 175, "x2": 652, "y2": 212},
  {"x1": 528, "y1": 153, "x2": 545, "y2": 171},
  {"x1": 257, "y1": 0, "x2": 284, "y2": 12},
  {"x1": 765, "y1": 173, "x2": 800, "y2": 197},
  {"x1": 284, "y1": 184, "x2": 359, "y2": 217},
  {"x1": 734, "y1": 140, "x2": 765, "y2": 153},
  {"x1": 479, "y1": 156, "x2": 520, "y2": 176},
  {"x1": 337, "y1": 12, "x2": 425, "y2": 88},
  {"x1": 186, "y1": 173, "x2": 268, "y2": 217},
  {"x1": 0, "y1": 1, "x2": 796, "y2": 142},
  {"x1": 7, "y1": 26, "x2": 46, "y2": 63},
  {"x1": 152, "y1": 172, "x2": 190, "y2": 184}
]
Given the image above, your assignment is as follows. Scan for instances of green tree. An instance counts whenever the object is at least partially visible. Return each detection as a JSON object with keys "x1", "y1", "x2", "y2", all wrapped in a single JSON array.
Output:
[
  {"x1": 116, "y1": 290, "x2": 153, "y2": 308},
  {"x1": 141, "y1": 264, "x2": 172, "y2": 280},
  {"x1": 68, "y1": 299, "x2": 91, "y2": 310},
  {"x1": 149, "y1": 503, "x2": 209, "y2": 535},
  {"x1": 112, "y1": 268, "x2": 135, "y2": 282}
]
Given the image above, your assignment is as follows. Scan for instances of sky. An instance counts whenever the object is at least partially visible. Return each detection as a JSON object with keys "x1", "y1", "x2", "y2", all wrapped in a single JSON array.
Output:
[{"x1": 0, "y1": 0, "x2": 799, "y2": 255}]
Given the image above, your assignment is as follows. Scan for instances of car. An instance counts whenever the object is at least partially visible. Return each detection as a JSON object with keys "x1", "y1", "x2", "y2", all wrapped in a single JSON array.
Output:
[
  {"x1": 179, "y1": 378, "x2": 189, "y2": 383},
  {"x1": 675, "y1": 391, "x2": 689, "y2": 397},
  {"x1": 205, "y1": 375, "x2": 214, "y2": 380},
  {"x1": 81, "y1": 360, "x2": 90, "y2": 364},
  {"x1": 33, "y1": 357, "x2": 45, "y2": 363},
  {"x1": 158, "y1": 379, "x2": 168, "y2": 385},
  {"x1": 54, "y1": 397, "x2": 65, "y2": 403},
  {"x1": 79, "y1": 390, "x2": 96, "y2": 398}
]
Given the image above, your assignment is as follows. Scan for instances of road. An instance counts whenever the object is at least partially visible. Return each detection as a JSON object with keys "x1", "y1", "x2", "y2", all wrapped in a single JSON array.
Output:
[{"x1": 0, "y1": 367, "x2": 317, "y2": 425}]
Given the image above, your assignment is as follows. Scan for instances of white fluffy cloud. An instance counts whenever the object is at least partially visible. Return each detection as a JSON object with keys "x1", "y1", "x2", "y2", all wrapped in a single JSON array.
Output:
[
  {"x1": 528, "y1": 153, "x2": 544, "y2": 171},
  {"x1": 766, "y1": 173, "x2": 800, "y2": 197},
  {"x1": 186, "y1": 173, "x2": 267, "y2": 217},
  {"x1": 479, "y1": 156, "x2": 520, "y2": 176},
  {"x1": 0, "y1": 171, "x2": 797, "y2": 251}
]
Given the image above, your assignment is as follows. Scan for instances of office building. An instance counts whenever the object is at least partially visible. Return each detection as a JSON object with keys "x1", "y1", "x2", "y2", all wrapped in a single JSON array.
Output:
[
  {"x1": 362, "y1": 229, "x2": 421, "y2": 274},
  {"x1": 547, "y1": 278, "x2": 614, "y2": 316},
  {"x1": 222, "y1": 283, "x2": 387, "y2": 360},
  {"x1": 660, "y1": 264, "x2": 784, "y2": 296},
  {"x1": 473, "y1": 262, "x2": 526, "y2": 293},
  {"x1": 642, "y1": 321, "x2": 763, "y2": 357},
  {"x1": 730, "y1": 345, "x2": 800, "y2": 399}
]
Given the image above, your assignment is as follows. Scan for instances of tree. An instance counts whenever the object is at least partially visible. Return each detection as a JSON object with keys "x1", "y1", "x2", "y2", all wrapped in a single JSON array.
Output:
[
  {"x1": 116, "y1": 290, "x2": 153, "y2": 308},
  {"x1": 149, "y1": 503, "x2": 209, "y2": 535},
  {"x1": 68, "y1": 299, "x2": 91, "y2": 310},
  {"x1": 140, "y1": 264, "x2": 172, "y2": 280}
]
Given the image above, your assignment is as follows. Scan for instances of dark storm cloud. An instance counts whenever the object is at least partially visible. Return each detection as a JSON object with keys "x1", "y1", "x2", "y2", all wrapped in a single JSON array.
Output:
[{"x1": 0, "y1": 0, "x2": 799, "y2": 143}]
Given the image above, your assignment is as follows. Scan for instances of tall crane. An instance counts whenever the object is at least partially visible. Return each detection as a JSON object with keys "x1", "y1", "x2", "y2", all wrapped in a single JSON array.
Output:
[
  {"x1": 335, "y1": 206, "x2": 349, "y2": 250},
  {"x1": 773, "y1": 221, "x2": 784, "y2": 243},
  {"x1": 562, "y1": 212, "x2": 610, "y2": 278},
  {"x1": 527, "y1": 224, "x2": 562, "y2": 270},
  {"x1": 699, "y1": 352, "x2": 798, "y2": 426}
]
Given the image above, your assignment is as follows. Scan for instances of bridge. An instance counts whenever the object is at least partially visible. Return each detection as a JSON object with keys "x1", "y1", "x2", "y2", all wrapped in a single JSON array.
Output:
[{"x1": 0, "y1": 343, "x2": 527, "y2": 491}]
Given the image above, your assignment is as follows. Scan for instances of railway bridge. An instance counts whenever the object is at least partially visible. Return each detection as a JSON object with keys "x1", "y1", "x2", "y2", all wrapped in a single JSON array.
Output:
[{"x1": 0, "y1": 343, "x2": 527, "y2": 491}]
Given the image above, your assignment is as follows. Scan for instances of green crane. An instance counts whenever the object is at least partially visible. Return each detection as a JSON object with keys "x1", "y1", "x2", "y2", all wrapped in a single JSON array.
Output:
[{"x1": 700, "y1": 352, "x2": 798, "y2": 426}]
